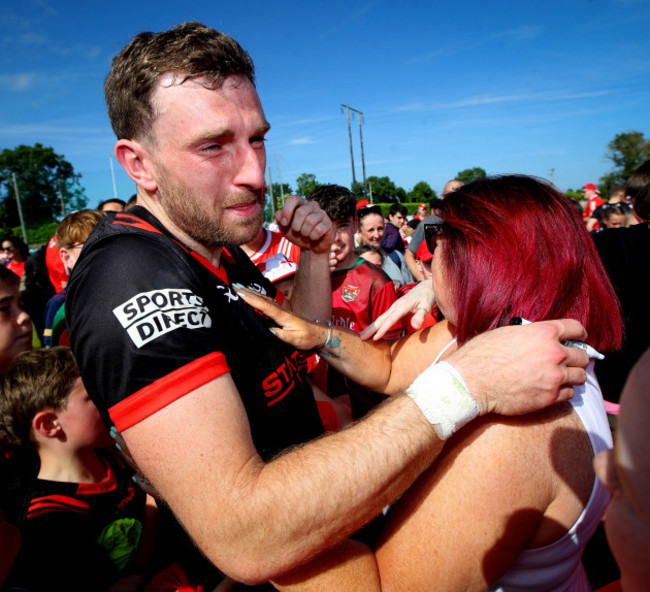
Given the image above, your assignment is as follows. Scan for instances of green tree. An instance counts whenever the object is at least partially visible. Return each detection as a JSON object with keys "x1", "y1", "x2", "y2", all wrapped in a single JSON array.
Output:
[
  {"x1": 351, "y1": 180, "x2": 368, "y2": 199},
  {"x1": 407, "y1": 181, "x2": 437, "y2": 203},
  {"x1": 366, "y1": 175, "x2": 406, "y2": 203},
  {"x1": 601, "y1": 130, "x2": 650, "y2": 186},
  {"x1": 295, "y1": 173, "x2": 320, "y2": 197},
  {"x1": 0, "y1": 144, "x2": 87, "y2": 227},
  {"x1": 455, "y1": 167, "x2": 486, "y2": 185}
]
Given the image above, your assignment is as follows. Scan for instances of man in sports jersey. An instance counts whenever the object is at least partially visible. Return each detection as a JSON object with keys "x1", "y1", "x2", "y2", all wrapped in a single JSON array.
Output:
[{"x1": 67, "y1": 21, "x2": 592, "y2": 586}]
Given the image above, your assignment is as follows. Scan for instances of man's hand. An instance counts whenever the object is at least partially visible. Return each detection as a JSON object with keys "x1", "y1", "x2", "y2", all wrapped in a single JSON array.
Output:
[
  {"x1": 360, "y1": 280, "x2": 435, "y2": 340},
  {"x1": 276, "y1": 195, "x2": 334, "y2": 255},
  {"x1": 445, "y1": 319, "x2": 589, "y2": 416}
]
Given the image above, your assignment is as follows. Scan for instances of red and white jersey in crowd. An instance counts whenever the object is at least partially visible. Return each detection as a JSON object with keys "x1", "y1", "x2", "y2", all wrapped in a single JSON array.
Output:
[
  {"x1": 583, "y1": 195, "x2": 605, "y2": 218},
  {"x1": 247, "y1": 228, "x2": 301, "y2": 268}
]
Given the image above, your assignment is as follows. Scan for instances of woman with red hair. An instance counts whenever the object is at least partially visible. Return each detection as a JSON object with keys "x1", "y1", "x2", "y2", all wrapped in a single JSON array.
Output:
[{"x1": 237, "y1": 175, "x2": 622, "y2": 592}]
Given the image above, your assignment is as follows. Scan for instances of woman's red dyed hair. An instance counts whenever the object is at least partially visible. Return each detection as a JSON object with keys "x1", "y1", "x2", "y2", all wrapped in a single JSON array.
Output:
[{"x1": 438, "y1": 175, "x2": 622, "y2": 351}]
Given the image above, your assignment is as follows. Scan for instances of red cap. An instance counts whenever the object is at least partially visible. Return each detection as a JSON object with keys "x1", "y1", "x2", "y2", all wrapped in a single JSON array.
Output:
[
  {"x1": 582, "y1": 183, "x2": 598, "y2": 192},
  {"x1": 416, "y1": 240, "x2": 433, "y2": 262},
  {"x1": 418, "y1": 203, "x2": 428, "y2": 209},
  {"x1": 356, "y1": 199, "x2": 370, "y2": 210}
]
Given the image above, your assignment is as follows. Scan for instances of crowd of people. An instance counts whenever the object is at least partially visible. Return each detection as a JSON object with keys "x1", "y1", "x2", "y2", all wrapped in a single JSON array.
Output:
[{"x1": 0, "y1": 21, "x2": 648, "y2": 592}]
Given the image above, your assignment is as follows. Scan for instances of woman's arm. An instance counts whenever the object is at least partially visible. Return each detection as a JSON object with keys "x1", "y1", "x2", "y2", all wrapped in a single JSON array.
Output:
[{"x1": 235, "y1": 286, "x2": 452, "y2": 394}]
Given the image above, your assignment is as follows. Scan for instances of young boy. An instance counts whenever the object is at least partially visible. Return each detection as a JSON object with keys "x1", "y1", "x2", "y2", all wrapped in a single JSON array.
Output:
[{"x1": 0, "y1": 347, "x2": 153, "y2": 591}]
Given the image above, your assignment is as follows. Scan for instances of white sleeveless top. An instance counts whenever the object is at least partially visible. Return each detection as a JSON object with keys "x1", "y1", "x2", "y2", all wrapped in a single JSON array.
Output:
[{"x1": 487, "y1": 360, "x2": 612, "y2": 591}]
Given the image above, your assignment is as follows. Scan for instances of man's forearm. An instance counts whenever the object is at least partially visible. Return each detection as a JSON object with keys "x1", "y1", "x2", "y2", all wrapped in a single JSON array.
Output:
[
  {"x1": 287, "y1": 250, "x2": 332, "y2": 320},
  {"x1": 224, "y1": 394, "x2": 441, "y2": 583},
  {"x1": 404, "y1": 249, "x2": 423, "y2": 281}
]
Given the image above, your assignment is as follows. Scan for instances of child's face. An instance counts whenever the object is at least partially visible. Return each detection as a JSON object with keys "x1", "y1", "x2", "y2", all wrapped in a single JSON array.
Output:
[
  {"x1": 0, "y1": 282, "x2": 32, "y2": 372},
  {"x1": 58, "y1": 378, "x2": 112, "y2": 449}
]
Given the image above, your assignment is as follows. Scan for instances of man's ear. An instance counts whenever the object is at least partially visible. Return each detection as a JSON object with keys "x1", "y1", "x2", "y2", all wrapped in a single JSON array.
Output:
[
  {"x1": 32, "y1": 410, "x2": 62, "y2": 440},
  {"x1": 58, "y1": 248, "x2": 74, "y2": 271},
  {"x1": 114, "y1": 139, "x2": 158, "y2": 193}
]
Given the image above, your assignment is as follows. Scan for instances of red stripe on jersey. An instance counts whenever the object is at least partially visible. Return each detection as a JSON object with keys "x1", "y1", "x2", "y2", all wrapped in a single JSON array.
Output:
[
  {"x1": 109, "y1": 352, "x2": 230, "y2": 432},
  {"x1": 113, "y1": 214, "x2": 163, "y2": 234},
  {"x1": 76, "y1": 459, "x2": 117, "y2": 495},
  {"x1": 190, "y1": 251, "x2": 228, "y2": 283},
  {"x1": 28, "y1": 495, "x2": 91, "y2": 519}
]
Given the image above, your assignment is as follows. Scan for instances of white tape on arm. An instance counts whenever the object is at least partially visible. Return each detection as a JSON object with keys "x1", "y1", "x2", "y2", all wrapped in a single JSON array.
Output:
[{"x1": 405, "y1": 361, "x2": 480, "y2": 440}]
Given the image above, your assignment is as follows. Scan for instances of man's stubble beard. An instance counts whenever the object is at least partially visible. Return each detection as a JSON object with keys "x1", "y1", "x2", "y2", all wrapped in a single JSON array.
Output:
[{"x1": 157, "y1": 168, "x2": 265, "y2": 249}]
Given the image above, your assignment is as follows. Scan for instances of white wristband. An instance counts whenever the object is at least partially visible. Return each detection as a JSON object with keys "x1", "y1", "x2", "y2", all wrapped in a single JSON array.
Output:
[{"x1": 406, "y1": 361, "x2": 480, "y2": 440}]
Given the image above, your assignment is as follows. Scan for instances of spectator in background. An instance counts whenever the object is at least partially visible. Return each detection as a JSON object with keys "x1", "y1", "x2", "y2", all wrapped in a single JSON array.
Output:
[
  {"x1": 97, "y1": 198, "x2": 127, "y2": 213},
  {"x1": 1, "y1": 238, "x2": 28, "y2": 281},
  {"x1": 0, "y1": 347, "x2": 154, "y2": 591},
  {"x1": 241, "y1": 223, "x2": 301, "y2": 270},
  {"x1": 414, "y1": 203, "x2": 428, "y2": 221},
  {"x1": 43, "y1": 209, "x2": 103, "y2": 347},
  {"x1": 356, "y1": 205, "x2": 413, "y2": 288},
  {"x1": 0, "y1": 267, "x2": 32, "y2": 374},
  {"x1": 582, "y1": 182, "x2": 605, "y2": 223},
  {"x1": 406, "y1": 179, "x2": 461, "y2": 280},
  {"x1": 382, "y1": 203, "x2": 407, "y2": 253},
  {"x1": 601, "y1": 204, "x2": 628, "y2": 229},
  {"x1": 587, "y1": 183, "x2": 632, "y2": 231},
  {"x1": 592, "y1": 159, "x2": 650, "y2": 409},
  {"x1": 45, "y1": 234, "x2": 68, "y2": 294},
  {"x1": 355, "y1": 244, "x2": 383, "y2": 268}
]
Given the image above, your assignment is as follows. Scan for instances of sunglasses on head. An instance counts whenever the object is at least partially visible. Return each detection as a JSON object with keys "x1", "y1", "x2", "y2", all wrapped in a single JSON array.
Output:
[
  {"x1": 357, "y1": 205, "x2": 383, "y2": 218},
  {"x1": 424, "y1": 222, "x2": 446, "y2": 253}
]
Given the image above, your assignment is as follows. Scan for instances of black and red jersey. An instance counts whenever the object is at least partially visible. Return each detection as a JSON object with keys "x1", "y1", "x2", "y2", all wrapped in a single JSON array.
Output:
[
  {"x1": 7, "y1": 449, "x2": 145, "y2": 590},
  {"x1": 67, "y1": 207, "x2": 324, "y2": 461}
]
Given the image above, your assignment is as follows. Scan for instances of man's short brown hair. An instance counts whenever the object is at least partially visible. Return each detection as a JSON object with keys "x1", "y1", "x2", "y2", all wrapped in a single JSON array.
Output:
[
  {"x1": 0, "y1": 347, "x2": 80, "y2": 449},
  {"x1": 55, "y1": 209, "x2": 103, "y2": 250},
  {"x1": 104, "y1": 21, "x2": 256, "y2": 142}
]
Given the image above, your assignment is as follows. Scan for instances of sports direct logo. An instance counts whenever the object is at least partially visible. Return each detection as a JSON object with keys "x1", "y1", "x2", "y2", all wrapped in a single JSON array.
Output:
[{"x1": 113, "y1": 289, "x2": 211, "y2": 348}]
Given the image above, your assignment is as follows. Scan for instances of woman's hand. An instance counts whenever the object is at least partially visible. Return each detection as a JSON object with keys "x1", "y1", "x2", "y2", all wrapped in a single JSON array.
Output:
[{"x1": 234, "y1": 286, "x2": 330, "y2": 351}]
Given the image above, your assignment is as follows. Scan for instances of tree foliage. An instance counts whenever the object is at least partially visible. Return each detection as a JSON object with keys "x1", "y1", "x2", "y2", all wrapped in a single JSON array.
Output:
[
  {"x1": 407, "y1": 181, "x2": 437, "y2": 203},
  {"x1": 601, "y1": 130, "x2": 650, "y2": 187},
  {"x1": 0, "y1": 144, "x2": 87, "y2": 227},
  {"x1": 295, "y1": 173, "x2": 320, "y2": 197},
  {"x1": 366, "y1": 175, "x2": 406, "y2": 203},
  {"x1": 455, "y1": 167, "x2": 486, "y2": 185}
]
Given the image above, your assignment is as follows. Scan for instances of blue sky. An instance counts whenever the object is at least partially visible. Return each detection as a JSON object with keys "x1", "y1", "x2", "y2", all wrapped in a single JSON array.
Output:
[{"x1": 2, "y1": 0, "x2": 649, "y2": 208}]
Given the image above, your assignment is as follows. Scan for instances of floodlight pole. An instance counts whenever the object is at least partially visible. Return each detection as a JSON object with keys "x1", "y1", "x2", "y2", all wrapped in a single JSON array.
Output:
[{"x1": 11, "y1": 174, "x2": 28, "y2": 244}]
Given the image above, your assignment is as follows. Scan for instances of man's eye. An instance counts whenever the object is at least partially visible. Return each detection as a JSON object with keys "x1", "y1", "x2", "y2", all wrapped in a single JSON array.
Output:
[
  {"x1": 202, "y1": 144, "x2": 221, "y2": 152},
  {"x1": 250, "y1": 136, "x2": 267, "y2": 146}
]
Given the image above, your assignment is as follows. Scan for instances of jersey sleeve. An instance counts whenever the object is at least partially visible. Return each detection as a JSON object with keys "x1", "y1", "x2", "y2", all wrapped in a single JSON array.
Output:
[{"x1": 67, "y1": 233, "x2": 230, "y2": 432}]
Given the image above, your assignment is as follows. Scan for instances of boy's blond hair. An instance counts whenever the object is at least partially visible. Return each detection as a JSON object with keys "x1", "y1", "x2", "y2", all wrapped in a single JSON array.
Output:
[
  {"x1": 55, "y1": 210, "x2": 103, "y2": 250},
  {"x1": 0, "y1": 347, "x2": 80, "y2": 449}
]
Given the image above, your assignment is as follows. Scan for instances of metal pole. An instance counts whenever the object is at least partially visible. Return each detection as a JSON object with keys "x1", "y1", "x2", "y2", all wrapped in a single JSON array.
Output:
[
  {"x1": 11, "y1": 173, "x2": 28, "y2": 244},
  {"x1": 342, "y1": 104, "x2": 356, "y2": 191},
  {"x1": 267, "y1": 167, "x2": 275, "y2": 219},
  {"x1": 357, "y1": 112, "x2": 367, "y2": 195},
  {"x1": 276, "y1": 153, "x2": 285, "y2": 206},
  {"x1": 110, "y1": 157, "x2": 118, "y2": 199},
  {"x1": 57, "y1": 178, "x2": 67, "y2": 217}
]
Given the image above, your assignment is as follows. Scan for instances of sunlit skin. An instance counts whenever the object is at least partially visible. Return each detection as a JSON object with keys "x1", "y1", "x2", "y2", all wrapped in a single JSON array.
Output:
[
  {"x1": 331, "y1": 217, "x2": 359, "y2": 272},
  {"x1": 357, "y1": 213, "x2": 385, "y2": 249},
  {"x1": 54, "y1": 378, "x2": 113, "y2": 451},
  {"x1": 116, "y1": 75, "x2": 270, "y2": 266},
  {"x1": 441, "y1": 180, "x2": 462, "y2": 197},
  {"x1": 359, "y1": 251, "x2": 383, "y2": 267},
  {"x1": 602, "y1": 213, "x2": 625, "y2": 228},
  {"x1": 388, "y1": 212, "x2": 406, "y2": 229},
  {"x1": 0, "y1": 282, "x2": 32, "y2": 372}
]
